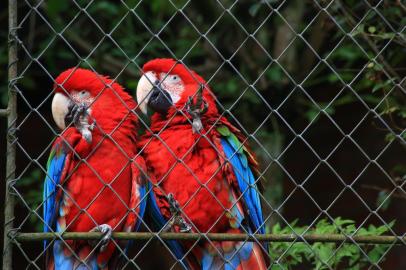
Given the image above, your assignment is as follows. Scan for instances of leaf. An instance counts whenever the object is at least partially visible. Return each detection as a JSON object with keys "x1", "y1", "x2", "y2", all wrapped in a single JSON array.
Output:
[
  {"x1": 305, "y1": 108, "x2": 319, "y2": 122},
  {"x1": 332, "y1": 45, "x2": 363, "y2": 61},
  {"x1": 372, "y1": 80, "x2": 392, "y2": 92},
  {"x1": 46, "y1": 0, "x2": 69, "y2": 16},
  {"x1": 385, "y1": 133, "x2": 396, "y2": 143},
  {"x1": 376, "y1": 32, "x2": 396, "y2": 40},
  {"x1": 368, "y1": 26, "x2": 376, "y2": 33},
  {"x1": 368, "y1": 245, "x2": 387, "y2": 263},
  {"x1": 376, "y1": 190, "x2": 391, "y2": 211},
  {"x1": 318, "y1": 245, "x2": 333, "y2": 262},
  {"x1": 249, "y1": 3, "x2": 262, "y2": 17},
  {"x1": 89, "y1": 1, "x2": 120, "y2": 16},
  {"x1": 352, "y1": 24, "x2": 365, "y2": 36},
  {"x1": 334, "y1": 217, "x2": 355, "y2": 227},
  {"x1": 266, "y1": 65, "x2": 284, "y2": 83}
]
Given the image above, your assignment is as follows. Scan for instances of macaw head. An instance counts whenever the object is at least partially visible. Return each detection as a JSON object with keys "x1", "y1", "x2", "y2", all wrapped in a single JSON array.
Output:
[
  {"x1": 52, "y1": 68, "x2": 135, "y2": 130},
  {"x1": 136, "y1": 58, "x2": 218, "y2": 118}
]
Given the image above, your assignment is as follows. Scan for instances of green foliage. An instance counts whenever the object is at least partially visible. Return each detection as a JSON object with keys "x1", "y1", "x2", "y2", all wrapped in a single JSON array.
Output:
[{"x1": 269, "y1": 218, "x2": 394, "y2": 270}]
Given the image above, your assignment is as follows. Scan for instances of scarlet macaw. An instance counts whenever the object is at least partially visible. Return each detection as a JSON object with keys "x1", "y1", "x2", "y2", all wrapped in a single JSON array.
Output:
[
  {"x1": 43, "y1": 68, "x2": 146, "y2": 269},
  {"x1": 137, "y1": 58, "x2": 268, "y2": 269}
]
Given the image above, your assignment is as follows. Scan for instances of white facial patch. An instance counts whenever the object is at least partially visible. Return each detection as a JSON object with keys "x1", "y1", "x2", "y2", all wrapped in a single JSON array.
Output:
[
  {"x1": 71, "y1": 90, "x2": 94, "y2": 106},
  {"x1": 52, "y1": 93, "x2": 71, "y2": 130},
  {"x1": 160, "y1": 72, "x2": 183, "y2": 104}
]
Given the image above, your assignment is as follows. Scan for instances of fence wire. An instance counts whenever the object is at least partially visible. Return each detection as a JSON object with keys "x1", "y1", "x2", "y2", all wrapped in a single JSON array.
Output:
[{"x1": 2, "y1": 0, "x2": 406, "y2": 269}]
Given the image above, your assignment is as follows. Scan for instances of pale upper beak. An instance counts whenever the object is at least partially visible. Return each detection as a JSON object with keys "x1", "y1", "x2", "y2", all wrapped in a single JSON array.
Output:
[
  {"x1": 136, "y1": 71, "x2": 157, "y2": 114},
  {"x1": 51, "y1": 92, "x2": 72, "y2": 130}
]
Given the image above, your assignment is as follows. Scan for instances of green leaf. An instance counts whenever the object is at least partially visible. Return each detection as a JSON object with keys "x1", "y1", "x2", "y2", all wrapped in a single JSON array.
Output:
[
  {"x1": 46, "y1": 0, "x2": 69, "y2": 16},
  {"x1": 332, "y1": 45, "x2": 363, "y2": 61},
  {"x1": 249, "y1": 3, "x2": 262, "y2": 17},
  {"x1": 318, "y1": 245, "x2": 333, "y2": 262},
  {"x1": 372, "y1": 80, "x2": 392, "y2": 92},
  {"x1": 368, "y1": 26, "x2": 376, "y2": 33},
  {"x1": 376, "y1": 190, "x2": 391, "y2": 211},
  {"x1": 269, "y1": 218, "x2": 395, "y2": 269},
  {"x1": 266, "y1": 65, "x2": 284, "y2": 83},
  {"x1": 352, "y1": 24, "x2": 365, "y2": 36},
  {"x1": 91, "y1": 2, "x2": 120, "y2": 15},
  {"x1": 305, "y1": 108, "x2": 319, "y2": 122},
  {"x1": 376, "y1": 32, "x2": 396, "y2": 40}
]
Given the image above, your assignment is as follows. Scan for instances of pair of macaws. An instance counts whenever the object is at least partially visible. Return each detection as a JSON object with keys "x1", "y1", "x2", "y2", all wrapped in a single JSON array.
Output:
[{"x1": 43, "y1": 59, "x2": 268, "y2": 270}]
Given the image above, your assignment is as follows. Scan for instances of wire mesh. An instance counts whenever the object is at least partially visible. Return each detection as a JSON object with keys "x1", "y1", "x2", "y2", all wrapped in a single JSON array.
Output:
[{"x1": 2, "y1": 0, "x2": 406, "y2": 269}]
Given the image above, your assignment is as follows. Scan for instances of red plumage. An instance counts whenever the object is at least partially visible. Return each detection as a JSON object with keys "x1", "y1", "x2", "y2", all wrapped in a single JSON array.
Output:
[
  {"x1": 139, "y1": 59, "x2": 268, "y2": 269},
  {"x1": 46, "y1": 68, "x2": 145, "y2": 269}
]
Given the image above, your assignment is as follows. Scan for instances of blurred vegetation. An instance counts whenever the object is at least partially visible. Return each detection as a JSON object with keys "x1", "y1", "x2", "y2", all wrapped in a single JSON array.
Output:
[
  {"x1": 1, "y1": 0, "x2": 405, "y2": 268},
  {"x1": 270, "y1": 217, "x2": 394, "y2": 269}
]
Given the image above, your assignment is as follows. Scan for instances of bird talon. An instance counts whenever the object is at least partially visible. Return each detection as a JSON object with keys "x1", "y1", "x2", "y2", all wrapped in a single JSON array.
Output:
[
  {"x1": 185, "y1": 91, "x2": 207, "y2": 133},
  {"x1": 65, "y1": 103, "x2": 89, "y2": 127},
  {"x1": 166, "y1": 193, "x2": 192, "y2": 233},
  {"x1": 73, "y1": 103, "x2": 88, "y2": 126},
  {"x1": 64, "y1": 103, "x2": 94, "y2": 143},
  {"x1": 89, "y1": 121, "x2": 96, "y2": 131},
  {"x1": 90, "y1": 224, "x2": 112, "y2": 252},
  {"x1": 192, "y1": 118, "x2": 203, "y2": 133}
]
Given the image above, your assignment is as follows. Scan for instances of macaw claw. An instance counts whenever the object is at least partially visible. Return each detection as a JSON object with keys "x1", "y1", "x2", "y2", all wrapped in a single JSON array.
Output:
[
  {"x1": 73, "y1": 103, "x2": 88, "y2": 127},
  {"x1": 185, "y1": 85, "x2": 208, "y2": 133},
  {"x1": 65, "y1": 103, "x2": 94, "y2": 143},
  {"x1": 65, "y1": 103, "x2": 87, "y2": 127},
  {"x1": 163, "y1": 193, "x2": 192, "y2": 233},
  {"x1": 90, "y1": 224, "x2": 112, "y2": 252}
]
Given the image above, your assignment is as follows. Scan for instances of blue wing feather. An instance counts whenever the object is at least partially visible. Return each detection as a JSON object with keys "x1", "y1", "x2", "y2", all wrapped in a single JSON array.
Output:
[
  {"x1": 135, "y1": 184, "x2": 147, "y2": 231},
  {"x1": 220, "y1": 137, "x2": 264, "y2": 235},
  {"x1": 43, "y1": 142, "x2": 86, "y2": 270},
  {"x1": 43, "y1": 144, "x2": 67, "y2": 245},
  {"x1": 146, "y1": 182, "x2": 191, "y2": 269},
  {"x1": 121, "y1": 182, "x2": 147, "y2": 257}
]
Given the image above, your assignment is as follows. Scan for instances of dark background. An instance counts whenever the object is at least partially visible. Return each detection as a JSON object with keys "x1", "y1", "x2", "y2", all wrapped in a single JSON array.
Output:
[{"x1": 1, "y1": 0, "x2": 405, "y2": 269}]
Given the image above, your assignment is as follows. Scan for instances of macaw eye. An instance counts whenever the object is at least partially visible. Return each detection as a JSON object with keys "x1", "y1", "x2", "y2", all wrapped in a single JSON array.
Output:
[
  {"x1": 78, "y1": 90, "x2": 90, "y2": 98},
  {"x1": 170, "y1": 75, "x2": 180, "y2": 83}
]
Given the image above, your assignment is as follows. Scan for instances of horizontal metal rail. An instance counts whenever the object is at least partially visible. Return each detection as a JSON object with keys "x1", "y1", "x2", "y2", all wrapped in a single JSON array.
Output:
[{"x1": 14, "y1": 232, "x2": 405, "y2": 244}]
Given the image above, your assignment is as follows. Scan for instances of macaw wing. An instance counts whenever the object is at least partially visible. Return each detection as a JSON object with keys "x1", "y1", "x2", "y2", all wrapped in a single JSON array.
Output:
[
  {"x1": 146, "y1": 182, "x2": 193, "y2": 269},
  {"x1": 112, "y1": 159, "x2": 148, "y2": 267},
  {"x1": 125, "y1": 158, "x2": 147, "y2": 233},
  {"x1": 218, "y1": 125, "x2": 264, "y2": 235},
  {"x1": 43, "y1": 139, "x2": 71, "y2": 248}
]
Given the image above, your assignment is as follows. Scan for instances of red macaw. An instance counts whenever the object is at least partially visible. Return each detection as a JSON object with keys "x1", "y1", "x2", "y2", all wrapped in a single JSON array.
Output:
[
  {"x1": 43, "y1": 68, "x2": 146, "y2": 269},
  {"x1": 137, "y1": 58, "x2": 268, "y2": 269}
]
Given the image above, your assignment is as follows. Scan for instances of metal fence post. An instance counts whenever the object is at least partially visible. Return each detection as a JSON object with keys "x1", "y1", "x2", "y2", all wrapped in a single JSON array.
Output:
[{"x1": 3, "y1": 0, "x2": 17, "y2": 269}]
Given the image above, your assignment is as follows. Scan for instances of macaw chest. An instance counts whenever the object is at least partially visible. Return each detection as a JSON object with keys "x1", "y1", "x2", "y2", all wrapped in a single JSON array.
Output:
[{"x1": 145, "y1": 129, "x2": 234, "y2": 232}]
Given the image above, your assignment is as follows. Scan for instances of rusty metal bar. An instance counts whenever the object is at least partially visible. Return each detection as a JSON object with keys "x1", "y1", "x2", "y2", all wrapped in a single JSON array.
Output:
[
  {"x1": 13, "y1": 232, "x2": 405, "y2": 245},
  {"x1": 3, "y1": 0, "x2": 18, "y2": 269}
]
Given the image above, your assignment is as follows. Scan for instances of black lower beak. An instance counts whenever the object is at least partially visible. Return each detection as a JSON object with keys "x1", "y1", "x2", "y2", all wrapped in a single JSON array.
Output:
[
  {"x1": 148, "y1": 86, "x2": 173, "y2": 114},
  {"x1": 64, "y1": 102, "x2": 75, "y2": 127}
]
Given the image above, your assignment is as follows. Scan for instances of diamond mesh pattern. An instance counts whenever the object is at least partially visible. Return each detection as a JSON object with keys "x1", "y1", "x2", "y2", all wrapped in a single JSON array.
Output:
[{"x1": 2, "y1": 0, "x2": 406, "y2": 269}]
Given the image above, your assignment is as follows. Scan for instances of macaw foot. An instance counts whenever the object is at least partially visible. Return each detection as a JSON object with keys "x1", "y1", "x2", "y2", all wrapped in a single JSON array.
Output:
[
  {"x1": 185, "y1": 90, "x2": 208, "y2": 133},
  {"x1": 65, "y1": 103, "x2": 94, "y2": 143},
  {"x1": 65, "y1": 103, "x2": 88, "y2": 127},
  {"x1": 90, "y1": 224, "x2": 112, "y2": 252},
  {"x1": 163, "y1": 193, "x2": 192, "y2": 233}
]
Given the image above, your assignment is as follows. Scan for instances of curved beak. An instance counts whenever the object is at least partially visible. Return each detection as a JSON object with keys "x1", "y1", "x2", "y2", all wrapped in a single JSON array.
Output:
[
  {"x1": 51, "y1": 92, "x2": 72, "y2": 130},
  {"x1": 136, "y1": 72, "x2": 157, "y2": 114},
  {"x1": 136, "y1": 72, "x2": 174, "y2": 115}
]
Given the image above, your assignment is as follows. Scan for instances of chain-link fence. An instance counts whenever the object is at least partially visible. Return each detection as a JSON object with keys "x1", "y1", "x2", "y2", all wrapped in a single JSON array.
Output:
[{"x1": 1, "y1": 0, "x2": 406, "y2": 269}]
